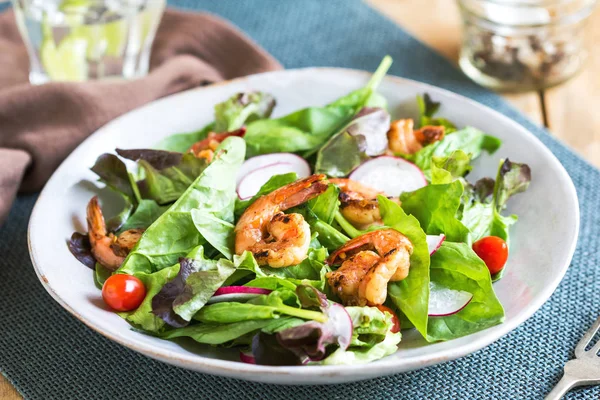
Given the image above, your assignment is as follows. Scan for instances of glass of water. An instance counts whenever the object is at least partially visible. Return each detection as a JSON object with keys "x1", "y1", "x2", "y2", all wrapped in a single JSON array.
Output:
[{"x1": 11, "y1": 0, "x2": 166, "y2": 84}]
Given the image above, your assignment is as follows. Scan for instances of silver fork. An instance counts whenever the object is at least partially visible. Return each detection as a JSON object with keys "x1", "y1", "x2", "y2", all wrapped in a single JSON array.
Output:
[{"x1": 546, "y1": 316, "x2": 600, "y2": 399}]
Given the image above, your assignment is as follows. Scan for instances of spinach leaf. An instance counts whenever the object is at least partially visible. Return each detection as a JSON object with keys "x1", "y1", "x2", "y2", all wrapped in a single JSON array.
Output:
[
  {"x1": 118, "y1": 263, "x2": 179, "y2": 332},
  {"x1": 118, "y1": 137, "x2": 245, "y2": 275},
  {"x1": 191, "y1": 209, "x2": 235, "y2": 260},
  {"x1": 427, "y1": 242, "x2": 504, "y2": 341},
  {"x1": 406, "y1": 127, "x2": 501, "y2": 179},
  {"x1": 378, "y1": 196, "x2": 430, "y2": 338},
  {"x1": 154, "y1": 123, "x2": 214, "y2": 153},
  {"x1": 105, "y1": 193, "x2": 134, "y2": 232},
  {"x1": 244, "y1": 106, "x2": 354, "y2": 157},
  {"x1": 416, "y1": 93, "x2": 457, "y2": 132},
  {"x1": 161, "y1": 319, "x2": 281, "y2": 345},
  {"x1": 118, "y1": 199, "x2": 167, "y2": 232},
  {"x1": 307, "y1": 184, "x2": 340, "y2": 224},
  {"x1": 195, "y1": 290, "x2": 326, "y2": 324},
  {"x1": 315, "y1": 107, "x2": 390, "y2": 177},
  {"x1": 214, "y1": 92, "x2": 276, "y2": 132},
  {"x1": 400, "y1": 181, "x2": 470, "y2": 242}
]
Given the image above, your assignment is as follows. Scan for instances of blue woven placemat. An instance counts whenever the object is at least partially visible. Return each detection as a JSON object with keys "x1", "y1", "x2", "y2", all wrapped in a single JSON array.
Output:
[{"x1": 1, "y1": 1, "x2": 598, "y2": 398}]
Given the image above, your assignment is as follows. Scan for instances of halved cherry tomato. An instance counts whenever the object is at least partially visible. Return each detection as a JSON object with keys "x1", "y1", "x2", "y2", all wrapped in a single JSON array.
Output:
[
  {"x1": 472, "y1": 236, "x2": 508, "y2": 275},
  {"x1": 375, "y1": 305, "x2": 401, "y2": 333},
  {"x1": 102, "y1": 274, "x2": 146, "y2": 312}
]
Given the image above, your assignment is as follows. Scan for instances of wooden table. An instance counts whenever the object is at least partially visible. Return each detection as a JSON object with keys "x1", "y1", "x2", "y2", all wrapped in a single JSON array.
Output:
[{"x1": 1, "y1": 1, "x2": 598, "y2": 398}]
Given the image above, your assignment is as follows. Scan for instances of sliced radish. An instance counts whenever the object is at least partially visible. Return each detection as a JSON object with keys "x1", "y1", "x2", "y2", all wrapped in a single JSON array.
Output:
[
  {"x1": 239, "y1": 350, "x2": 256, "y2": 364},
  {"x1": 206, "y1": 286, "x2": 272, "y2": 304},
  {"x1": 236, "y1": 153, "x2": 311, "y2": 186},
  {"x1": 349, "y1": 156, "x2": 426, "y2": 196},
  {"x1": 426, "y1": 234, "x2": 446, "y2": 255},
  {"x1": 428, "y1": 282, "x2": 473, "y2": 317}
]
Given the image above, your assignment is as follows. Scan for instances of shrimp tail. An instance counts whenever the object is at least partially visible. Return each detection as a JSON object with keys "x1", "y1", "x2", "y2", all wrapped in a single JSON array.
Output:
[
  {"x1": 327, "y1": 234, "x2": 372, "y2": 265},
  {"x1": 277, "y1": 174, "x2": 329, "y2": 210},
  {"x1": 86, "y1": 196, "x2": 107, "y2": 238}
]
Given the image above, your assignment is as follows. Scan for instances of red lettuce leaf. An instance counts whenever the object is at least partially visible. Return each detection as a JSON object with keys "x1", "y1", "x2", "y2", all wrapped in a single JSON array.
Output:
[{"x1": 67, "y1": 232, "x2": 96, "y2": 270}]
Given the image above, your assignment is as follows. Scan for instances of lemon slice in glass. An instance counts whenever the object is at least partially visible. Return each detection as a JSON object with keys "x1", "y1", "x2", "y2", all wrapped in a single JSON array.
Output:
[{"x1": 40, "y1": 16, "x2": 89, "y2": 81}]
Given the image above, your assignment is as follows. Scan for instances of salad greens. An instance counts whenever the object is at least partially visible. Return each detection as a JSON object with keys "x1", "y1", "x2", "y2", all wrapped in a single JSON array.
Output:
[{"x1": 69, "y1": 56, "x2": 532, "y2": 368}]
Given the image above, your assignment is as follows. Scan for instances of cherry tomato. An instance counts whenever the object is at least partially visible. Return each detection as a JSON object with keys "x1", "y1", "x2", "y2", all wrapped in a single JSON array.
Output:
[
  {"x1": 472, "y1": 236, "x2": 509, "y2": 275},
  {"x1": 102, "y1": 274, "x2": 146, "y2": 312},
  {"x1": 375, "y1": 305, "x2": 401, "y2": 333}
]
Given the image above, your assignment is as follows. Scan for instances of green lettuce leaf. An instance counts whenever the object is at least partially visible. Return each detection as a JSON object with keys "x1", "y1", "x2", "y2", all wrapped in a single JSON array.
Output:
[
  {"x1": 214, "y1": 92, "x2": 276, "y2": 132},
  {"x1": 307, "y1": 184, "x2": 340, "y2": 224},
  {"x1": 191, "y1": 209, "x2": 235, "y2": 260},
  {"x1": 405, "y1": 127, "x2": 501, "y2": 179},
  {"x1": 430, "y1": 150, "x2": 472, "y2": 184},
  {"x1": 378, "y1": 196, "x2": 430, "y2": 338},
  {"x1": 118, "y1": 137, "x2": 245, "y2": 275},
  {"x1": 234, "y1": 172, "x2": 298, "y2": 218},
  {"x1": 400, "y1": 180, "x2": 469, "y2": 242},
  {"x1": 160, "y1": 319, "x2": 287, "y2": 345},
  {"x1": 427, "y1": 242, "x2": 504, "y2": 341},
  {"x1": 416, "y1": 93, "x2": 457, "y2": 132},
  {"x1": 118, "y1": 199, "x2": 167, "y2": 232}
]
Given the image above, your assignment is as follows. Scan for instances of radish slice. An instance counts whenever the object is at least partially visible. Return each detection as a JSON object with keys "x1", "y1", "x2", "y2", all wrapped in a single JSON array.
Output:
[
  {"x1": 428, "y1": 282, "x2": 473, "y2": 317},
  {"x1": 214, "y1": 286, "x2": 272, "y2": 296},
  {"x1": 236, "y1": 153, "x2": 311, "y2": 186},
  {"x1": 206, "y1": 286, "x2": 272, "y2": 305},
  {"x1": 426, "y1": 234, "x2": 446, "y2": 255},
  {"x1": 349, "y1": 156, "x2": 426, "y2": 196},
  {"x1": 239, "y1": 351, "x2": 256, "y2": 364}
]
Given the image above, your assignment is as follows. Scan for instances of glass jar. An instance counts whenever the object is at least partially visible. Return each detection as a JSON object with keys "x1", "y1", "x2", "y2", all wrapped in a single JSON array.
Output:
[
  {"x1": 11, "y1": 0, "x2": 166, "y2": 84},
  {"x1": 458, "y1": 0, "x2": 597, "y2": 91}
]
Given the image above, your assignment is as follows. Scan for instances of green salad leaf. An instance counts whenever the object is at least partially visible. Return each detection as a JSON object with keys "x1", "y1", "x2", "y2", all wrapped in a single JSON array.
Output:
[
  {"x1": 214, "y1": 92, "x2": 276, "y2": 132},
  {"x1": 154, "y1": 123, "x2": 214, "y2": 153},
  {"x1": 118, "y1": 199, "x2": 167, "y2": 232},
  {"x1": 234, "y1": 172, "x2": 298, "y2": 218},
  {"x1": 118, "y1": 137, "x2": 245, "y2": 275},
  {"x1": 406, "y1": 127, "x2": 501, "y2": 180},
  {"x1": 430, "y1": 150, "x2": 472, "y2": 184},
  {"x1": 400, "y1": 180, "x2": 469, "y2": 242},
  {"x1": 416, "y1": 93, "x2": 457, "y2": 132},
  {"x1": 427, "y1": 242, "x2": 504, "y2": 341},
  {"x1": 378, "y1": 196, "x2": 430, "y2": 338}
]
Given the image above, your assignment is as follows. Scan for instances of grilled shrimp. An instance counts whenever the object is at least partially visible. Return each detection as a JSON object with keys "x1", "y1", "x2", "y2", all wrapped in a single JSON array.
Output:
[
  {"x1": 86, "y1": 196, "x2": 144, "y2": 270},
  {"x1": 330, "y1": 178, "x2": 399, "y2": 229},
  {"x1": 235, "y1": 174, "x2": 328, "y2": 268},
  {"x1": 326, "y1": 229, "x2": 413, "y2": 306},
  {"x1": 387, "y1": 119, "x2": 445, "y2": 155}
]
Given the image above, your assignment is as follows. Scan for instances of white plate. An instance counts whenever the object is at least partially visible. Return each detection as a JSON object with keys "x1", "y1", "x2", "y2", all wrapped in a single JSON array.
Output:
[{"x1": 28, "y1": 68, "x2": 579, "y2": 384}]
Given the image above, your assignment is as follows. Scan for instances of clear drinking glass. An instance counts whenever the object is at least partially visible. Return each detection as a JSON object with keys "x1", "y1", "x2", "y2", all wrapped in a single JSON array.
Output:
[
  {"x1": 11, "y1": 0, "x2": 166, "y2": 84},
  {"x1": 458, "y1": 0, "x2": 597, "y2": 91}
]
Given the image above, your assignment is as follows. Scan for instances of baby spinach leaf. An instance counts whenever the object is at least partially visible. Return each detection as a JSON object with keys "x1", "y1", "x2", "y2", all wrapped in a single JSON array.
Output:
[
  {"x1": 244, "y1": 106, "x2": 354, "y2": 157},
  {"x1": 406, "y1": 127, "x2": 501, "y2": 179},
  {"x1": 315, "y1": 107, "x2": 390, "y2": 177},
  {"x1": 214, "y1": 92, "x2": 276, "y2": 132},
  {"x1": 378, "y1": 196, "x2": 430, "y2": 339},
  {"x1": 191, "y1": 209, "x2": 235, "y2": 260},
  {"x1": 154, "y1": 123, "x2": 214, "y2": 153},
  {"x1": 105, "y1": 193, "x2": 134, "y2": 232},
  {"x1": 118, "y1": 199, "x2": 167, "y2": 232},
  {"x1": 161, "y1": 319, "x2": 278, "y2": 345},
  {"x1": 118, "y1": 137, "x2": 245, "y2": 275},
  {"x1": 94, "y1": 263, "x2": 113, "y2": 289},
  {"x1": 400, "y1": 181, "x2": 470, "y2": 242},
  {"x1": 307, "y1": 184, "x2": 340, "y2": 224},
  {"x1": 427, "y1": 242, "x2": 504, "y2": 341}
]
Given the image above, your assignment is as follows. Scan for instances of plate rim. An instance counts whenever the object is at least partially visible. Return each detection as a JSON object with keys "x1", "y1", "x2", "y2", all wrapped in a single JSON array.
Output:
[{"x1": 27, "y1": 67, "x2": 580, "y2": 383}]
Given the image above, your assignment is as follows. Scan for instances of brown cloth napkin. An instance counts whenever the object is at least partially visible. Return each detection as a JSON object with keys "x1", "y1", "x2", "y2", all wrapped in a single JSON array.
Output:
[{"x1": 0, "y1": 8, "x2": 282, "y2": 224}]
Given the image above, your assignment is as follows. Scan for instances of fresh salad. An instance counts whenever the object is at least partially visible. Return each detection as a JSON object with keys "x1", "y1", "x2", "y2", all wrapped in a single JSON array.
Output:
[{"x1": 68, "y1": 56, "x2": 531, "y2": 366}]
